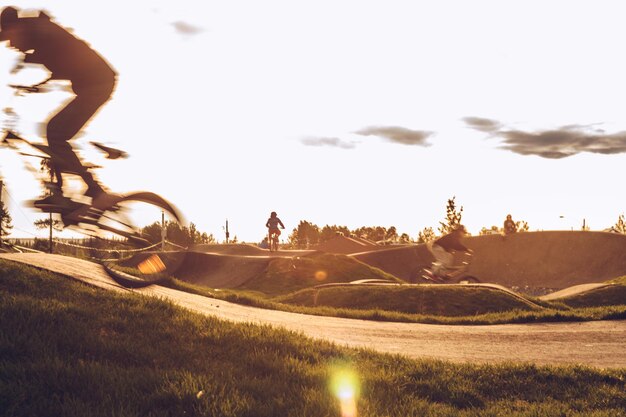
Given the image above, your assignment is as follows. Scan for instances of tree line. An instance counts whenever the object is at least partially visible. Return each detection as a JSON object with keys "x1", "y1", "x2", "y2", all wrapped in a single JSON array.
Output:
[{"x1": 5, "y1": 194, "x2": 626, "y2": 250}]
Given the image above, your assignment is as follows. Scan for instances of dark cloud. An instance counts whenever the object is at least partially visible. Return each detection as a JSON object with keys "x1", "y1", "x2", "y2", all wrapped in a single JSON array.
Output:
[
  {"x1": 464, "y1": 117, "x2": 626, "y2": 159},
  {"x1": 172, "y1": 21, "x2": 204, "y2": 36},
  {"x1": 301, "y1": 137, "x2": 357, "y2": 149},
  {"x1": 355, "y1": 126, "x2": 434, "y2": 146}
]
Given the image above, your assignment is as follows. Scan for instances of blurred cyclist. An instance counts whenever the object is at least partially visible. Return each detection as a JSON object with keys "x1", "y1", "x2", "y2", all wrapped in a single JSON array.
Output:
[
  {"x1": 0, "y1": 6, "x2": 117, "y2": 208},
  {"x1": 429, "y1": 225, "x2": 472, "y2": 276}
]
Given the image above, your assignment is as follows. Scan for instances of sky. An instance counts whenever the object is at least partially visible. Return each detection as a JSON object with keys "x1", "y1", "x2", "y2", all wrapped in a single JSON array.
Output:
[{"x1": 1, "y1": 0, "x2": 626, "y2": 243}]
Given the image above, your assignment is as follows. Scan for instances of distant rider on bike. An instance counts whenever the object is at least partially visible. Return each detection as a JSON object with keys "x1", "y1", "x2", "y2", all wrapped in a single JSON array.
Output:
[
  {"x1": 0, "y1": 6, "x2": 117, "y2": 210},
  {"x1": 265, "y1": 211, "x2": 285, "y2": 241}
]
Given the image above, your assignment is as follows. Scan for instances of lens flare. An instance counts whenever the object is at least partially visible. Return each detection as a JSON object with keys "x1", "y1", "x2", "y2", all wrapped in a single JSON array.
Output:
[
  {"x1": 315, "y1": 270, "x2": 328, "y2": 281},
  {"x1": 137, "y1": 254, "x2": 166, "y2": 274},
  {"x1": 330, "y1": 365, "x2": 360, "y2": 417}
]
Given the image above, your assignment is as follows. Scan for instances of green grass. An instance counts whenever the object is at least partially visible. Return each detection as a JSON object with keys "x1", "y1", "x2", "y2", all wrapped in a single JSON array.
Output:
[
  {"x1": 1, "y1": 259, "x2": 625, "y2": 416},
  {"x1": 561, "y1": 284, "x2": 626, "y2": 308},
  {"x1": 276, "y1": 285, "x2": 540, "y2": 316}
]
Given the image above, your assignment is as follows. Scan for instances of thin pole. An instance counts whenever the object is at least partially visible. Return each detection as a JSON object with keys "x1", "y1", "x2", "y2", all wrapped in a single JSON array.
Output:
[
  {"x1": 49, "y1": 169, "x2": 53, "y2": 253},
  {"x1": 225, "y1": 219, "x2": 229, "y2": 244},
  {"x1": 161, "y1": 210, "x2": 166, "y2": 251}
]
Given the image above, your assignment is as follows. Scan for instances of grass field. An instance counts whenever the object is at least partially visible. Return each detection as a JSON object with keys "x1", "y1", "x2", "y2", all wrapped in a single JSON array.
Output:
[{"x1": 1, "y1": 259, "x2": 625, "y2": 416}]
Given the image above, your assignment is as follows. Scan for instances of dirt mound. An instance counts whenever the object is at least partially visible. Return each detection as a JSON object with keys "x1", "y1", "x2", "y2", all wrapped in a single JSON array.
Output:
[
  {"x1": 189, "y1": 243, "x2": 268, "y2": 256},
  {"x1": 352, "y1": 244, "x2": 435, "y2": 282},
  {"x1": 190, "y1": 243, "x2": 318, "y2": 257},
  {"x1": 466, "y1": 231, "x2": 626, "y2": 288},
  {"x1": 313, "y1": 235, "x2": 379, "y2": 254},
  {"x1": 122, "y1": 251, "x2": 271, "y2": 288},
  {"x1": 354, "y1": 231, "x2": 626, "y2": 289}
]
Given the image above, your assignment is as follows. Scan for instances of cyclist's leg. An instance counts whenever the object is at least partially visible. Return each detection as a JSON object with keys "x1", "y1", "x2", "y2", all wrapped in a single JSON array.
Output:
[
  {"x1": 430, "y1": 245, "x2": 452, "y2": 265},
  {"x1": 46, "y1": 79, "x2": 114, "y2": 198},
  {"x1": 268, "y1": 229, "x2": 278, "y2": 251}
]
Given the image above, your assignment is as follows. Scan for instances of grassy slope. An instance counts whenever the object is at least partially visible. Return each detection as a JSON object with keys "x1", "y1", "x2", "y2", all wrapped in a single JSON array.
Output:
[
  {"x1": 1, "y1": 260, "x2": 626, "y2": 417},
  {"x1": 561, "y1": 284, "x2": 626, "y2": 308},
  {"x1": 276, "y1": 285, "x2": 540, "y2": 316}
]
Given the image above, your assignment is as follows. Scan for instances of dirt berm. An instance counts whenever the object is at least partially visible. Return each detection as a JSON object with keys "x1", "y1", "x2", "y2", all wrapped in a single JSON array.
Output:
[
  {"x1": 122, "y1": 251, "x2": 272, "y2": 288},
  {"x1": 353, "y1": 231, "x2": 626, "y2": 289}
]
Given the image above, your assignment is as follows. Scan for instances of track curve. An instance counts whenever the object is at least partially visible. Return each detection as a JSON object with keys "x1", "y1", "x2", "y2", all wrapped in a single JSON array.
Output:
[{"x1": 1, "y1": 253, "x2": 625, "y2": 369}]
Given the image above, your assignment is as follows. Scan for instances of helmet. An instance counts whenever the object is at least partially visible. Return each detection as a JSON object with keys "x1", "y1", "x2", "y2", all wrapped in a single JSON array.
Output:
[
  {"x1": 270, "y1": 211, "x2": 277, "y2": 217},
  {"x1": 0, "y1": 7, "x2": 19, "y2": 41}
]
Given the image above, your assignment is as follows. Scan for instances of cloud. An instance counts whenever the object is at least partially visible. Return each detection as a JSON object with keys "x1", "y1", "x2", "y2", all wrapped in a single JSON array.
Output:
[
  {"x1": 355, "y1": 126, "x2": 434, "y2": 146},
  {"x1": 464, "y1": 117, "x2": 626, "y2": 159},
  {"x1": 301, "y1": 137, "x2": 357, "y2": 149},
  {"x1": 462, "y1": 117, "x2": 502, "y2": 133},
  {"x1": 172, "y1": 21, "x2": 204, "y2": 36}
]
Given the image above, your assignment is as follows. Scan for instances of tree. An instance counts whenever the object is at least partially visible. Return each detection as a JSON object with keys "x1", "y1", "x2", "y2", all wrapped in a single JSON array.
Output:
[
  {"x1": 417, "y1": 227, "x2": 435, "y2": 243},
  {"x1": 34, "y1": 218, "x2": 64, "y2": 231},
  {"x1": 288, "y1": 220, "x2": 320, "y2": 248},
  {"x1": 385, "y1": 226, "x2": 398, "y2": 243},
  {"x1": 200, "y1": 232, "x2": 216, "y2": 244},
  {"x1": 353, "y1": 226, "x2": 387, "y2": 242},
  {"x1": 613, "y1": 214, "x2": 626, "y2": 234},
  {"x1": 140, "y1": 220, "x2": 213, "y2": 246},
  {"x1": 438, "y1": 196, "x2": 463, "y2": 235},
  {"x1": 319, "y1": 224, "x2": 350, "y2": 242},
  {"x1": 516, "y1": 220, "x2": 529, "y2": 232},
  {"x1": 0, "y1": 200, "x2": 12, "y2": 246},
  {"x1": 479, "y1": 225, "x2": 500, "y2": 235},
  {"x1": 34, "y1": 216, "x2": 63, "y2": 252}
]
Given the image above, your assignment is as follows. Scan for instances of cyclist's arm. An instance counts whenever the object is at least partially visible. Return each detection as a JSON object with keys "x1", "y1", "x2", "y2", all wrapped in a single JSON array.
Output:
[
  {"x1": 265, "y1": 220, "x2": 270, "y2": 228},
  {"x1": 278, "y1": 219, "x2": 285, "y2": 229}
]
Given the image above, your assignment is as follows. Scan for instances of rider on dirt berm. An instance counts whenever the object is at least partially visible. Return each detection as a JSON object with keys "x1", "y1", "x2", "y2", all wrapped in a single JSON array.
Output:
[
  {"x1": 430, "y1": 225, "x2": 472, "y2": 277},
  {"x1": 266, "y1": 211, "x2": 285, "y2": 238},
  {"x1": 0, "y1": 6, "x2": 117, "y2": 209}
]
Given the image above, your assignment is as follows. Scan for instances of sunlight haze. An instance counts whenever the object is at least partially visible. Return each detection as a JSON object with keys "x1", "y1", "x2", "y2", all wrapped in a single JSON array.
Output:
[{"x1": 1, "y1": 0, "x2": 625, "y2": 243}]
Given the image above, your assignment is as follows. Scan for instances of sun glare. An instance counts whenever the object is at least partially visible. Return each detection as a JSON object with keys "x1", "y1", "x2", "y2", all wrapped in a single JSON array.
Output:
[
  {"x1": 330, "y1": 365, "x2": 360, "y2": 417},
  {"x1": 137, "y1": 254, "x2": 166, "y2": 274},
  {"x1": 315, "y1": 270, "x2": 328, "y2": 281}
]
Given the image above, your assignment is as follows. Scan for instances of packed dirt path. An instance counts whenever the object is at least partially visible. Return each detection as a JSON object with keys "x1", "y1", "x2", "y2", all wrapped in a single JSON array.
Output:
[{"x1": 2, "y1": 253, "x2": 625, "y2": 369}]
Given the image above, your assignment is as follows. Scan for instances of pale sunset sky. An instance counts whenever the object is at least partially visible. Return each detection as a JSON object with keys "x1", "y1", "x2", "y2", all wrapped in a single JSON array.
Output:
[{"x1": 1, "y1": 0, "x2": 626, "y2": 243}]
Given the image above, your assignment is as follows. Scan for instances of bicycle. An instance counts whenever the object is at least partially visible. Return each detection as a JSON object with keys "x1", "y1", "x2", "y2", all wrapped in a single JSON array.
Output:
[
  {"x1": 268, "y1": 230, "x2": 280, "y2": 252},
  {"x1": 1, "y1": 85, "x2": 182, "y2": 245},
  {"x1": 420, "y1": 250, "x2": 480, "y2": 284}
]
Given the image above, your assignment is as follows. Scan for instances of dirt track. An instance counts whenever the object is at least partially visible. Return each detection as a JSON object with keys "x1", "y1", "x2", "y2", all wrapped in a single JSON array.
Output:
[{"x1": 2, "y1": 253, "x2": 625, "y2": 369}]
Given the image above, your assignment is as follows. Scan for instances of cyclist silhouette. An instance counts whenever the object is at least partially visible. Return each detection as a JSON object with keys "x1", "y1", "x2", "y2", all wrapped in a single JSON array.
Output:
[
  {"x1": 430, "y1": 225, "x2": 472, "y2": 274},
  {"x1": 0, "y1": 6, "x2": 117, "y2": 209},
  {"x1": 265, "y1": 211, "x2": 285, "y2": 250}
]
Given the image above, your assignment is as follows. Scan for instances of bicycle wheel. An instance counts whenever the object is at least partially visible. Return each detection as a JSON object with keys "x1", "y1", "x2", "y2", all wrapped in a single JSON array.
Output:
[
  {"x1": 457, "y1": 275, "x2": 480, "y2": 284},
  {"x1": 80, "y1": 192, "x2": 180, "y2": 245}
]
